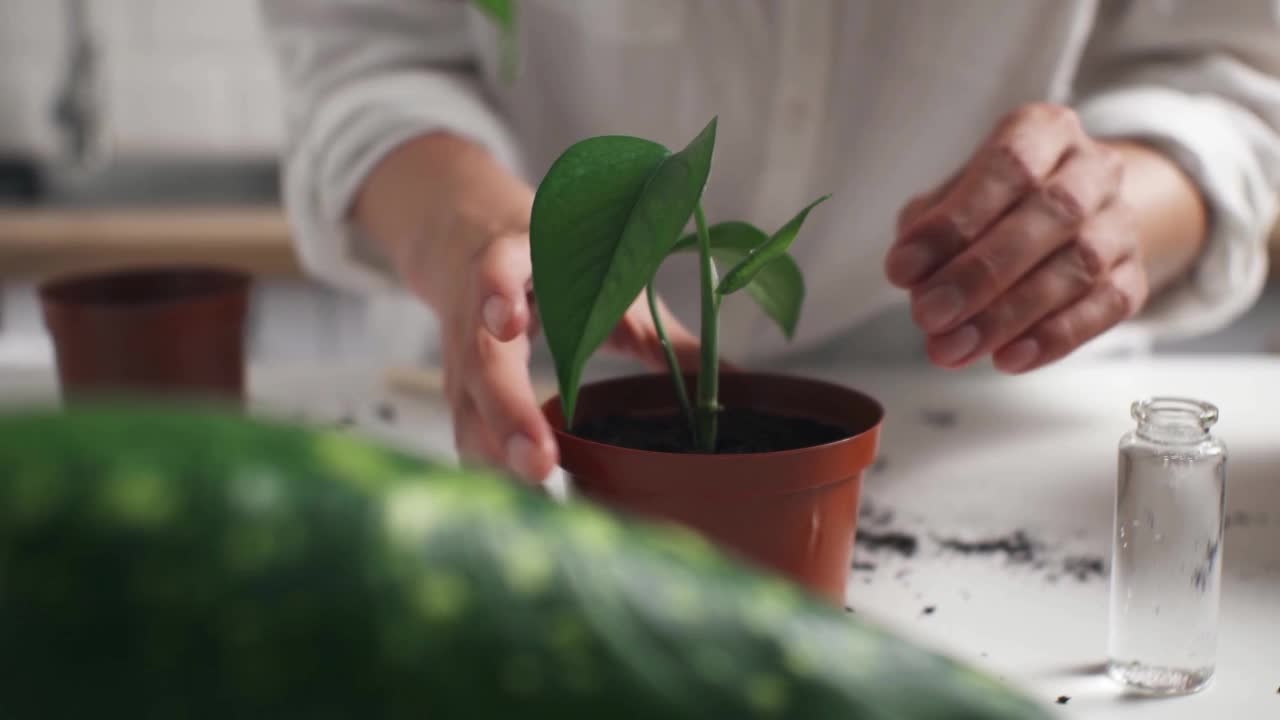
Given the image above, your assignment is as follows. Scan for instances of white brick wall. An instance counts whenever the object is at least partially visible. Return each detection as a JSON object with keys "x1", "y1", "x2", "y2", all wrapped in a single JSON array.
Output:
[{"x1": 0, "y1": 0, "x2": 282, "y2": 158}]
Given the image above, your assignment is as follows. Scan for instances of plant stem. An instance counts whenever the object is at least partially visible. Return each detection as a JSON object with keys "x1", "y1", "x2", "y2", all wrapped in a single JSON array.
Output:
[
  {"x1": 694, "y1": 203, "x2": 719, "y2": 452},
  {"x1": 498, "y1": 26, "x2": 518, "y2": 82},
  {"x1": 646, "y1": 282, "x2": 697, "y2": 446}
]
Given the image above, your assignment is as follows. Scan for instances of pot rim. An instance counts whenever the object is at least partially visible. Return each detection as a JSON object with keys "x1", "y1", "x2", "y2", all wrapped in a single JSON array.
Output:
[
  {"x1": 38, "y1": 265, "x2": 251, "y2": 313},
  {"x1": 543, "y1": 370, "x2": 884, "y2": 460}
]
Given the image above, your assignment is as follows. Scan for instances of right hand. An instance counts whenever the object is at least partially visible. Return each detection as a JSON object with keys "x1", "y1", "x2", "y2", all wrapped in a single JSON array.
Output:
[
  {"x1": 359, "y1": 133, "x2": 701, "y2": 484},
  {"x1": 428, "y1": 230, "x2": 702, "y2": 484}
]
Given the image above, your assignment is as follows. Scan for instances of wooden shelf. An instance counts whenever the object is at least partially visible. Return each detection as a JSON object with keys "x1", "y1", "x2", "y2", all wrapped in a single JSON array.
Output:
[
  {"x1": 2, "y1": 206, "x2": 1277, "y2": 282},
  {"x1": 0, "y1": 206, "x2": 303, "y2": 281}
]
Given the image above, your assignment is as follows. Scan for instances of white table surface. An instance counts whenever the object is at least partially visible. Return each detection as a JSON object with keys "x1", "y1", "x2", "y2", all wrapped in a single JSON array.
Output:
[{"x1": 1, "y1": 356, "x2": 1276, "y2": 719}]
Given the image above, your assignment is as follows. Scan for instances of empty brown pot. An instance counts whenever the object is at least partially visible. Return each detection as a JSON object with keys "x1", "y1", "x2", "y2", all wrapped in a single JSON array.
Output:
[
  {"x1": 544, "y1": 372, "x2": 883, "y2": 605},
  {"x1": 39, "y1": 266, "x2": 250, "y2": 405}
]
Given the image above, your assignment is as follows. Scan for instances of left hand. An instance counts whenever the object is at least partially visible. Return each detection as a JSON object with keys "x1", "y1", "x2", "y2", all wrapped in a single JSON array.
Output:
[{"x1": 884, "y1": 103, "x2": 1150, "y2": 373}]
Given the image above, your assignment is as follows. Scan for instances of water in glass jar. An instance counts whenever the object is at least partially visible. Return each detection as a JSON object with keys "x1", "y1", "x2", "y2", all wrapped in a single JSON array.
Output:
[{"x1": 1108, "y1": 423, "x2": 1226, "y2": 695}]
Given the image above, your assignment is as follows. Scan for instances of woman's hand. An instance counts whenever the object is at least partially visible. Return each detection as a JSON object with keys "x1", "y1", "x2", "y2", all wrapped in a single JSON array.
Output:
[
  {"x1": 356, "y1": 133, "x2": 700, "y2": 483},
  {"x1": 885, "y1": 103, "x2": 1205, "y2": 373},
  {"x1": 428, "y1": 230, "x2": 700, "y2": 485}
]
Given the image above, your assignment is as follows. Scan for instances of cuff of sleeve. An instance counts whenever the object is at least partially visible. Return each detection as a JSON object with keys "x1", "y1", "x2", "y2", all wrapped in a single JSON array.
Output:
[
  {"x1": 282, "y1": 71, "x2": 521, "y2": 295},
  {"x1": 1075, "y1": 86, "x2": 1276, "y2": 342}
]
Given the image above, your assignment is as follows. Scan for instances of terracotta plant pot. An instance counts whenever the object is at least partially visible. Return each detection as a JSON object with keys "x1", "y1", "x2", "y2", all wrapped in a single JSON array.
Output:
[
  {"x1": 544, "y1": 372, "x2": 883, "y2": 605},
  {"x1": 39, "y1": 266, "x2": 250, "y2": 405}
]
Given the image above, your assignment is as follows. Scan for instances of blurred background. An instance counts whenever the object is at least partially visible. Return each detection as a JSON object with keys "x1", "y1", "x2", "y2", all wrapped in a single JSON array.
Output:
[
  {"x1": 1, "y1": 0, "x2": 1278, "y2": 370},
  {"x1": 0, "y1": 0, "x2": 437, "y2": 371}
]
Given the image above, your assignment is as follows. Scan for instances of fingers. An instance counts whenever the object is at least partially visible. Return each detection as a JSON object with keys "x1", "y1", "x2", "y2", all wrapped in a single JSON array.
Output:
[
  {"x1": 524, "y1": 286, "x2": 541, "y2": 339},
  {"x1": 471, "y1": 233, "x2": 534, "y2": 341},
  {"x1": 661, "y1": 315, "x2": 703, "y2": 371},
  {"x1": 465, "y1": 330, "x2": 558, "y2": 483},
  {"x1": 896, "y1": 167, "x2": 962, "y2": 233},
  {"x1": 444, "y1": 232, "x2": 557, "y2": 484},
  {"x1": 887, "y1": 103, "x2": 1084, "y2": 288},
  {"x1": 948, "y1": 103, "x2": 1086, "y2": 237},
  {"x1": 910, "y1": 144, "x2": 1124, "y2": 335},
  {"x1": 889, "y1": 103, "x2": 1150, "y2": 374},
  {"x1": 452, "y1": 395, "x2": 503, "y2": 468},
  {"x1": 992, "y1": 257, "x2": 1149, "y2": 374},
  {"x1": 925, "y1": 206, "x2": 1134, "y2": 367},
  {"x1": 608, "y1": 292, "x2": 703, "y2": 371}
]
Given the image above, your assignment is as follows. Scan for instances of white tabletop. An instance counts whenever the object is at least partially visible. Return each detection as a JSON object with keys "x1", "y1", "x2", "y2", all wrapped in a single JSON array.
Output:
[{"x1": 2, "y1": 356, "x2": 1276, "y2": 718}]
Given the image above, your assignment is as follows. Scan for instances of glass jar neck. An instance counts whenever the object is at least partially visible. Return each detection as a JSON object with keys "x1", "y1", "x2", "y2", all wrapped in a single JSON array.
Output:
[{"x1": 1132, "y1": 397, "x2": 1217, "y2": 444}]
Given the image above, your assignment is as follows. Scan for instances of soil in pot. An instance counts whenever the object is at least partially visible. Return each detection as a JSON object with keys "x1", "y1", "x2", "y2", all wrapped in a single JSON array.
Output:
[{"x1": 574, "y1": 408, "x2": 849, "y2": 454}]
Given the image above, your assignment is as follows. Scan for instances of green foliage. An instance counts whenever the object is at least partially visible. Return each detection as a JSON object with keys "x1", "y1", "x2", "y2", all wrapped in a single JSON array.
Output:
[
  {"x1": 716, "y1": 195, "x2": 829, "y2": 297},
  {"x1": 531, "y1": 115, "x2": 831, "y2": 445},
  {"x1": 531, "y1": 119, "x2": 717, "y2": 425},
  {"x1": 675, "y1": 221, "x2": 806, "y2": 340},
  {"x1": 0, "y1": 406, "x2": 1052, "y2": 718}
]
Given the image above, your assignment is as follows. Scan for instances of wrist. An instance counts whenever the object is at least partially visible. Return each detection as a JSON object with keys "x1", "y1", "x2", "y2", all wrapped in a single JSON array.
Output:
[
  {"x1": 1103, "y1": 139, "x2": 1208, "y2": 295},
  {"x1": 353, "y1": 131, "x2": 533, "y2": 309}
]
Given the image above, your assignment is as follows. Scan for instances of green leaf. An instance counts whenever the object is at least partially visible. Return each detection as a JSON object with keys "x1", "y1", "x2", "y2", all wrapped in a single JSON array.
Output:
[
  {"x1": 716, "y1": 195, "x2": 829, "y2": 297},
  {"x1": 470, "y1": 0, "x2": 515, "y2": 29},
  {"x1": 531, "y1": 118, "x2": 718, "y2": 424},
  {"x1": 673, "y1": 222, "x2": 805, "y2": 339}
]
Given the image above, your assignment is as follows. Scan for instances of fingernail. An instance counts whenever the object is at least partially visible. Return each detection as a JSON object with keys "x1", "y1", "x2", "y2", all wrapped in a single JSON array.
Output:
[
  {"x1": 505, "y1": 434, "x2": 537, "y2": 481},
  {"x1": 483, "y1": 296, "x2": 510, "y2": 337},
  {"x1": 888, "y1": 244, "x2": 934, "y2": 284},
  {"x1": 914, "y1": 285, "x2": 964, "y2": 333},
  {"x1": 998, "y1": 339, "x2": 1040, "y2": 373},
  {"x1": 932, "y1": 324, "x2": 980, "y2": 366}
]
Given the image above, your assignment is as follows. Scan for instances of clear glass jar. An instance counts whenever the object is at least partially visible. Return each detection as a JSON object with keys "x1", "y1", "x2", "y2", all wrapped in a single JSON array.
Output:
[{"x1": 1108, "y1": 397, "x2": 1226, "y2": 695}]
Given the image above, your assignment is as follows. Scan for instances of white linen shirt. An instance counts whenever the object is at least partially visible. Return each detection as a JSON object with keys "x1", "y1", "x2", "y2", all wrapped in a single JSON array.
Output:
[{"x1": 259, "y1": 0, "x2": 1280, "y2": 366}]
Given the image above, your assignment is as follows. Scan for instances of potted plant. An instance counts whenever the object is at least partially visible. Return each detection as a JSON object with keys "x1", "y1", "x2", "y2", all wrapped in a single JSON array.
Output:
[{"x1": 531, "y1": 117, "x2": 884, "y2": 604}]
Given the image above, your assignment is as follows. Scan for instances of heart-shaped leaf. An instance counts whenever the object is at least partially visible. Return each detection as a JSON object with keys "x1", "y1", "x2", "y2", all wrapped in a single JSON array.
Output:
[
  {"x1": 716, "y1": 195, "x2": 829, "y2": 297},
  {"x1": 531, "y1": 118, "x2": 718, "y2": 423},
  {"x1": 673, "y1": 222, "x2": 805, "y2": 339}
]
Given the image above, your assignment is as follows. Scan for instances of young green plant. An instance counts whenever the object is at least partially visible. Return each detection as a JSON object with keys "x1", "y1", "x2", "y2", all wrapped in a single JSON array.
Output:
[{"x1": 530, "y1": 117, "x2": 828, "y2": 452}]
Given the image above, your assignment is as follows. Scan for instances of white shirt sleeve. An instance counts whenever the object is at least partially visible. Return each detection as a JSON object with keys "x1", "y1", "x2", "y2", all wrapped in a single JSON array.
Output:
[
  {"x1": 1072, "y1": 0, "x2": 1280, "y2": 341},
  {"x1": 258, "y1": 0, "x2": 522, "y2": 294}
]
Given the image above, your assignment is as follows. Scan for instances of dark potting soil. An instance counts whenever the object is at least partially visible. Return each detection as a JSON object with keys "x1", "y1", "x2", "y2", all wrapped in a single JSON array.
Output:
[
  {"x1": 936, "y1": 530, "x2": 1039, "y2": 564},
  {"x1": 855, "y1": 529, "x2": 919, "y2": 557},
  {"x1": 858, "y1": 500, "x2": 896, "y2": 528},
  {"x1": 572, "y1": 408, "x2": 848, "y2": 454},
  {"x1": 1062, "y1": 555, "x2": 1106, "y2": 582}
]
